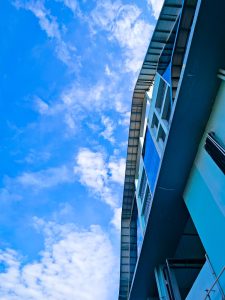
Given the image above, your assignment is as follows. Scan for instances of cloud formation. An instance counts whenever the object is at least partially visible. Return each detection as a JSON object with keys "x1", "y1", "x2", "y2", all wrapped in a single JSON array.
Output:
[
  {"x1": 32, "y1": 78, "x2": 131, "y2": 140},
  {"x1": 147, "y1": 0, "x2": 164, "y2": 19},
  {"x1": 33, "y1": 81, "x2": 108, "y2": 134},
  {"x1": 74, "y1": 148, "x2": 125, "y2": 229},
  {"x1": 0, "y1": 165, "x2": 74, "y2": 202},
  {"x1": 108, "y1": 157, "x2": 126, "y2": 185},
  {"x1": 100, "y1": 116, "x2": 116, "y2": 144},
  {"x1": 0, "y1": 1, "x2": 159, "y2": 298},
  {"x1": 74, "y1": 148, "x2": 116, "y2": 208},
  {"x1": 90, "y1": 0, "x2": 153, "y2": 72},
  {"x1": 14, "y1": 0, "x2": 78, "y2": 70},
  {"x1": 0, "y1": 220, "x2": 118, "y2": 300},
  {"x1": 16, "y1": 165, "x2": 74, "y2": 190}
]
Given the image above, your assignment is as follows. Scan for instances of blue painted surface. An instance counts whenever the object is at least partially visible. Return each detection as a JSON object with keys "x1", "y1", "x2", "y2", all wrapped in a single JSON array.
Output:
[
  {"x1": 142, "y1": 127, "x2": 160, "y2": 193},
  {"x1": 162, "y1": 62, "x2": 171, "y2": 85},
  {"x1": 185, "y1": 166, "x2": 225, "y2": 290}
]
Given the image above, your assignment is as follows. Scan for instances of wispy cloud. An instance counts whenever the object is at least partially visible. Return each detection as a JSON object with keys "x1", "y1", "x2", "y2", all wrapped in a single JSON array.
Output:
[
  {"x1": 0, "y1": 220, "x2": 118, "y2": 300},
  {"x1": 100, "y1": 116, "x2": 115, "y2": 144},
  {"x1": 56, "y1": 0, "x2": 78, "y2": 14},
  {"x1": 13, "y1": 0, "x2": 78, "y2": 70},
  {"x1": 0, "y1": 188, "x2": 22, "y2": 202},
  {"x1": 0, "y1": 165, "x2": 74, "y2": 202},
  {"x1": 119, "y1": 111, "x2": 130, "y2": 127},
  {"x1": 16, "y1": 165, "x2": 74, "y2": 190},
  {"x1": 56, "y1": 0, "x2": 83, "y2": 18},
  {"x1": 23, "y1": 149, "x2": 51, "y2": 165},
  {"x1": 90, "y1": 0, "x2": 121, "y2": 31},
  {"x1": 32, "y1": 80, "x2": 126, "y2": 136},
  {"x1": 61, "y1": 82, "x2": 105, "y2": 111},
  {"x1": 33, "y1": 82, "x2": 106, "y2": 116},
  {"x1": 147, "y1": 0, "x2": 164, "y2": 19},
  {"x1": 90, "y1": 0, "x2": 153, "y2": 73},
  {"x1": 34, "y1": 97, "x2": 50, "y2": 115}
]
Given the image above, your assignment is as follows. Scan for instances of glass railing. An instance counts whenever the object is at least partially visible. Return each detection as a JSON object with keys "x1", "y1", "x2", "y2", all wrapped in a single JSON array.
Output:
[{"x1": 135, "y1": 73, "x2": 174, "y2": 234}]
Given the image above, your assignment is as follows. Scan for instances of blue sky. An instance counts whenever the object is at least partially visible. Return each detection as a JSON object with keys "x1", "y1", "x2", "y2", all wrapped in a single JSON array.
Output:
[{"x1": 0, "y1": 0, "x2": 162, "y2": 299}]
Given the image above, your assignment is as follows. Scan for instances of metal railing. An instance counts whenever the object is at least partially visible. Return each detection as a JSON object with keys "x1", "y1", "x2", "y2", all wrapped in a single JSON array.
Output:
[{"x1": 204, "y1": 265, "x2": 225, "y2": 300}]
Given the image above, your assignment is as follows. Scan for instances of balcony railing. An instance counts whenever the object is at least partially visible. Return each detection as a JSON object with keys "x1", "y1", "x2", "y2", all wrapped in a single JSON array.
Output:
[
  {"x1": 205, "y1": 132, "x2": 225, "y2": 174},
  {"x1": 204, "y1": 266, "x2": 225, "y2": 299}
]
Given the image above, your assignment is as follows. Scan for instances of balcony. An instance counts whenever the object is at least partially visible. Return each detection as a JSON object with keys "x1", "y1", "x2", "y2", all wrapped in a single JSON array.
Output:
[
  {"x1": 155, "y1": 258, "x2": 225, "y2": 299},
  {"x1": 148, "y1": 72, "x2": 172, "y2": 153},
  {"x1": 135, "y1": 72, "x2": 173, "y2": 233},
  {"x1": 186, "y1": 258, "x2": 225, "y2": 300},
  {"x1": 136, "y1": 162, "x2": 153, "y2": 234}
]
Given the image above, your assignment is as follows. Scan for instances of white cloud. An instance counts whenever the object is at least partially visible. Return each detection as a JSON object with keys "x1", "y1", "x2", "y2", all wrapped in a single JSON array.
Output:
[
  {"x1": 56, "y1": 0, "x2": 84, "y2": 19},
  {"x1": 147, "y1": 0, "x2": 164, "y2": 19},
  {"x1": 24, "y1": 149, "x2": 51, "y2": 164},
  {"x1": 34, "y1": 97, "x2": 49, "y2": 115},
  {"x1": 74, "y1": 149, "x2": 107, "y2": 192},
  {"x1": 90, "y1": 0, "x2": 121, "y2": 31},
  {"x1": 74, "y1": 148, "x2": 116, "y2": 208},
  {"x1": 100, "y1": 116, "x2": 115, "y2": 144},
  {"x1": 114, "y1": 97, "x2": 128, "y2": 114},
  {"x1": 32, "y1": 81, "x2": 108, "y2": 135},
  {"x1": 14, "y1": 0, "x2": 77, "y2": 70},
  {"x1": 33, "y1": 81, "x2": 123, "y2": 136},
  {"x1": 14, "y1": 0, "x2": 61, "y2": 39},
  {"x1": 0, "y1": 166, "x2": 74, "y2": 199},
  {"x1": 108, "y1": 157, "x2": 125, "y2": 185},
  {"x1": 111, "y1": 207, "x2": 122, "y2": 231},
  {"x1": 34, "y1": 98, "x2": 62, "y2": 116},
  {"x1": 90, "y1": 0, "x2": 153, "y2": 73},
  {"x1": 57, "y1": 0, "x2": 78, "y2": 14},
  {"x1": 64, "y1": 113, "x2": 76, "y2": 130},
  {"x1": 0, "y1": 220, "x2": 118, "y2": 300},
  {"x1": 16, "y1": 166, "x2": 73, "y2": 190},
  {"x1": 61, "y1": 82, "x2": 105, "y2": 111},
  {"x1": 104, "y1": 64, "x2": 113, "y2": 77},
  {"x1": 74, "y1": 148, "x2": 125, "y2": 229},
  {"x1": 86, "y1": 122, "x2": 101, "y2": 133},
  {"x1": 119, "y1": 111, "x2": 130, "y2": 127},
  {"x1": 1, "y1": 166, "x2": 73, "y2": 201},
  {"x1": 51, "y1": 202, "x2": 76, "y2": 221}
]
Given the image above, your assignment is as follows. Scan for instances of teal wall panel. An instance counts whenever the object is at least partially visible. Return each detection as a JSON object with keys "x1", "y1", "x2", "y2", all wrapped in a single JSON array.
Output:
[
  {"x1": 184, "y1": 167, "x2": 225, "y2": 272},
  {"x1": 186, "y1": 261, "x2": 222, "y2": 299},
  {"x1": 184, "y1": 79, "x2": 225, "y2": 291}
]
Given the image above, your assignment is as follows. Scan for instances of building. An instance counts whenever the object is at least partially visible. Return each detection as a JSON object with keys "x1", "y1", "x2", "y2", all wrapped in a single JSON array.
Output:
[{"x1": 118, "y1": 0, "x2": 225, "y2": 299}]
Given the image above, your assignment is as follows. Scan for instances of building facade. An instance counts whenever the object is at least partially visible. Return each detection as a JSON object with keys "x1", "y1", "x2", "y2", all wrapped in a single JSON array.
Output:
[{"x1": 119, "y1": 0, "x2": 225, "y2": 299}]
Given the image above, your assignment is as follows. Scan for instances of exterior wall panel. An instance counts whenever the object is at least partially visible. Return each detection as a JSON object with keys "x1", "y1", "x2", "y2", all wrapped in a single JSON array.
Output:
[{"x1": 184, "y1": 79, "x2": 225, "y2": 292}]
